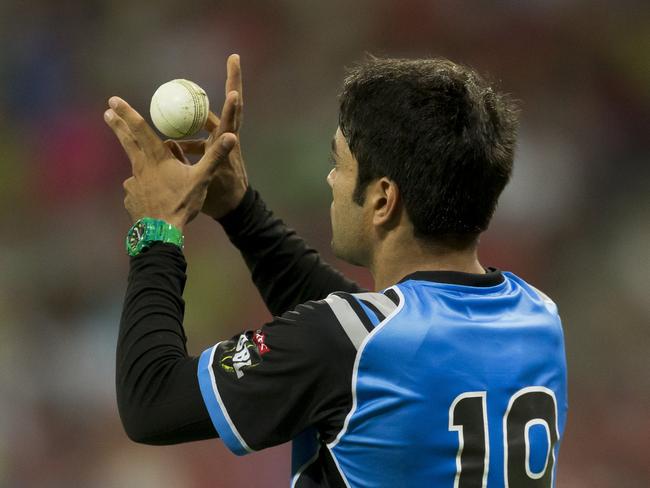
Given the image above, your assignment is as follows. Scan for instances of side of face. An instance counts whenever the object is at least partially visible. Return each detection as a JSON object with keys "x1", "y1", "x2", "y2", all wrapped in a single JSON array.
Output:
[{"x1": 327, "y1": 127, "x2": 370, "y2": 266}]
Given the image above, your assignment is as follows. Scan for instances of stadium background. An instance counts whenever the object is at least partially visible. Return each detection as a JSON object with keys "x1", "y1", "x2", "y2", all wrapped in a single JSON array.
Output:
[{"x1": 0, "y1": 1, "x2": 648, "y2": 486}]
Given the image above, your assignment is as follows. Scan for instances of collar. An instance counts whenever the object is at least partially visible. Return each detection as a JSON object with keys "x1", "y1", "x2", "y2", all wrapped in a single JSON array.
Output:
[{"x1": 398, "y1": 267, "x2": 504, "y2": 287}]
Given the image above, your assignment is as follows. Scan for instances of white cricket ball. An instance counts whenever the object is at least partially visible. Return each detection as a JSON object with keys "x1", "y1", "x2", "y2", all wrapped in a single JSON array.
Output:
[{"x1": 150, "y1": 79, "x2": 210, "y2": 139}]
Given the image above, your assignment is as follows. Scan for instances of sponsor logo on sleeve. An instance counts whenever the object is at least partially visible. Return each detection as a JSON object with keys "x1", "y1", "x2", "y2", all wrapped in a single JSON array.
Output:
[
  {"x1": 218, "y1": 331, "x2": 269, "y2": 379},
  {"x1": 253, "y1": 330, "x2": 270, "y2": 356}
]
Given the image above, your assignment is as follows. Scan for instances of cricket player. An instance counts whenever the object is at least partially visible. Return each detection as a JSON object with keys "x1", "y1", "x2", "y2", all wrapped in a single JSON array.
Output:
[{"x1": 105, "y1": 54, "x2": 568, "y2": 487}]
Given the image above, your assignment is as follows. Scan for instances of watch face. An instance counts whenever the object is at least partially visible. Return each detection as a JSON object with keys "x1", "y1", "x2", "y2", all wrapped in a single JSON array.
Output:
[{"x1": 127, "y1": 220, "x2": 147, "y2": 253}]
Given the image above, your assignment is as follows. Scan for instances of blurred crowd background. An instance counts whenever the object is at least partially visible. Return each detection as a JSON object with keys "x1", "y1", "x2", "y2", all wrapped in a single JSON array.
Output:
[{"x1": 1, "y1": 0, "x2": 648, "y2": 486}]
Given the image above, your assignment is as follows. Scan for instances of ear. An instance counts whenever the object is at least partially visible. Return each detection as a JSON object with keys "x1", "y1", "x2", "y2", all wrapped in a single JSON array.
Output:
[{"x1": 370, "y1": 177, "x2": 401, "y2": 227}]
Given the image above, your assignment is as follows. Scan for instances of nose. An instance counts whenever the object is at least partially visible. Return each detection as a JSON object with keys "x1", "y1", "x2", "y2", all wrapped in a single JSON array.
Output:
[{"x1": 327, "y1": 168, "x2": 335, "y2": 188}]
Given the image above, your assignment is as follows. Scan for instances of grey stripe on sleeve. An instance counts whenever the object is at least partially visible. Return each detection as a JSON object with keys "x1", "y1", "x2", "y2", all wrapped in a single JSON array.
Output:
[
  {"x1": 324, "y1": 294, "x2": 370, "y2": 350},
  {"x1": 353, "y1": 292, "x2": 398, "y2": 318}
]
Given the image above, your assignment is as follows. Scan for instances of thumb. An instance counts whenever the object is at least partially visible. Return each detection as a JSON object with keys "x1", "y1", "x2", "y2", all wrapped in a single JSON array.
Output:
[{"x1": 196, "y1": 133, "x2": 237, "y2": 176}]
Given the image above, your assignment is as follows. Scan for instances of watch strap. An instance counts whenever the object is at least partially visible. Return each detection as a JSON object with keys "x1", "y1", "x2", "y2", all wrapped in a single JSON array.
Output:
[{"x1": 126, "y1": 218, "x2": 184, "y2": 256}]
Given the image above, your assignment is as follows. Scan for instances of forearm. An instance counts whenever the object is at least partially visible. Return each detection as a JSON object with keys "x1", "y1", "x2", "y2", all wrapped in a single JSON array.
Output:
[
  {"x1": 218, "y1": 187, "x2": 364, "y2": 316},
  {"x1": 116, "y1": 243, "x2": 216, "y2": 444}
]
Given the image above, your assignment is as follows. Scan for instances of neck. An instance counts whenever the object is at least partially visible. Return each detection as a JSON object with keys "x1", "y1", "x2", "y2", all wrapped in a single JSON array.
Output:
[{"x1": 368, "y1": 235, "x2": 485, "y2": 291}]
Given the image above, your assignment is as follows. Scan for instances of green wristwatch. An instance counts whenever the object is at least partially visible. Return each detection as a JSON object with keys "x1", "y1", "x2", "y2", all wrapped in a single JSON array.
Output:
[{"x1": 125, "y1": 218, "x2": 184, "y2": 256}]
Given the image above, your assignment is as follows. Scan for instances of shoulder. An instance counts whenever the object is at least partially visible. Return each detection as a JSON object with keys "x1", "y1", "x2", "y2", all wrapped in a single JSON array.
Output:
[
  {"x1": 503, "y1": 272, "x2": 559, "y2": 314},
  {"x1": 264, "y1": 299, "x2": 358, "y2": 361},
  {"x1": 318, "y1": 289, "x2": 403, "y2": 349},
  {"x1": 268, "y1": 289, "x2": 403, "y2": 353},
  {"x1": 329, "y1": 289, "x2": 402, "y2": 317}
]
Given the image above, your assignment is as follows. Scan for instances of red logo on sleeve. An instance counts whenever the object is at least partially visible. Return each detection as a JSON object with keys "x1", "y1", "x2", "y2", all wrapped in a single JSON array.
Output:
[{"x1": 253, "y1": 330, "x2": 271, "y2": 356}]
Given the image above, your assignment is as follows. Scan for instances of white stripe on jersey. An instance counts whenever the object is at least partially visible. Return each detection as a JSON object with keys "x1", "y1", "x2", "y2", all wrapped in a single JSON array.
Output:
[{"x1": 323, "y1": 294, "x2": 369, "y2": 350}]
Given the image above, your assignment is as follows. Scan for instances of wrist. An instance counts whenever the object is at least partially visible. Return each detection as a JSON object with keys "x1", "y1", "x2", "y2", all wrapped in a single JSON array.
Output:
[
  {"x1": 203, "y1": 183, "x2": 248, "y2": 220},
  {"x1": 216, "y1": 185, "x2": 255, "y2": 225},
  {"x1": 161, "y1": 218, "x2": 185, "y2": 234},
  {"x1": 130, "y1": 214, "x2": 185, "y2": 233}
]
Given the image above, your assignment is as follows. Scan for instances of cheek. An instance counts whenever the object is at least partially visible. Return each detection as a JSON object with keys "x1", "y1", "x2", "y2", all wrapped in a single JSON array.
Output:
[{"x1": 330, "y1": 191, "x2": 344, "y2": 226}]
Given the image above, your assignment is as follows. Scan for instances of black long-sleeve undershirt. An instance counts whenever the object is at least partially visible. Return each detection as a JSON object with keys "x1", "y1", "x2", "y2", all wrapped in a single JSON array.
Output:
[
  {"x1": 116, "y1": 187, "x2": 362, "y2": 444},
  {"x1": 218, "y1": 186, "x2": 363, "y2": 315}
]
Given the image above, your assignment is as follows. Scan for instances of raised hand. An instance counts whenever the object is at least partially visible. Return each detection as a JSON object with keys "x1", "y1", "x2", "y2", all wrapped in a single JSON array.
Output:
[
  {"x1": 173, "y1": 54, "x2": 249, "y2": 220},
  {"x1": 104, "y1": 93, "x2": 238, "y2": 231}
]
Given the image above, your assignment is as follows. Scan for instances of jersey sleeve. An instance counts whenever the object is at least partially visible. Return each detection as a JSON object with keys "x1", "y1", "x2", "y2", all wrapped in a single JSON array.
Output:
[
  {"x1": 217, "y1": 187, "x2": 365, "y2": 316},
  {"x1": 196, "y1": 299, "x2": 357, "y2": 455}
]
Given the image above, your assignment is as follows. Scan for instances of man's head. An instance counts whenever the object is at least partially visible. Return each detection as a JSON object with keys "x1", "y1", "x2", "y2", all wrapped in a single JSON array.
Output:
[{"x1": 327, "y1": 56, "x2": 519, "y2": 266}]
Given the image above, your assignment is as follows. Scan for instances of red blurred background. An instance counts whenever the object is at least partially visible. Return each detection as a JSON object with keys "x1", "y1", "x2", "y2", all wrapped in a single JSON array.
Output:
[{"x1": 0, "y1": 1, "x2": 648, "y2": 486}]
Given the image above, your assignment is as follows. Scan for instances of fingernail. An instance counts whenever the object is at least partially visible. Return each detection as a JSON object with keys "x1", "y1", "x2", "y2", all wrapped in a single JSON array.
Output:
[
  {"x1": 109, "y1": 97, "x2": 119, "y2": 109},
  {"x1": 104, "y1": 109, "x2": 113, "y2": 121}
]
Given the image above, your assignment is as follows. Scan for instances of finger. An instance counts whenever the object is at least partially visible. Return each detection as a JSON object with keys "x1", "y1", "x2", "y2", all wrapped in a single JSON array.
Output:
[
  {"x1": 104, "y1": 109, "x2": 143, "y2": 169},
  {"x1": 175, "y1": 139, "x2": 206, "y2": 155},
  {"x1": 204, "y1": 111, "x2": 220, "y2": 132},
  {"x1": 216, "y1": 91, "x2": 238, "y2": 137},
  {"x1": 196, "y1": 133, "x2": 237, "y2": 177},
  {"x1": 226, "y1": 54, "x2": 244, "y2": 132},
  {"x1": 164, "y1": 140, "x2": 190, "y2": 164},
  {"x1": 225, "y1": 54, "x2": 242, "y2": 103},
  {"x1": 234, "y1": 93, "x2": 243, "y2": 133},
  {"x1": 108, "y1": 96, "x2": 166, "y2": 159}
]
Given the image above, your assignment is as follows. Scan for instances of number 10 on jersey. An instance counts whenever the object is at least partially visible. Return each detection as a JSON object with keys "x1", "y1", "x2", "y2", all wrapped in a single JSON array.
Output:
[{"x1": 449, "y1": 387, "x2": 559, "y2": 487}]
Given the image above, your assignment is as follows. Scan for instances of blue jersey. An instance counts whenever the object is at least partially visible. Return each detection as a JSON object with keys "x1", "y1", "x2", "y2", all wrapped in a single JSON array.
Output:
[
  {"x1": 198, "y1": 269, "x2": 568, "y2": 487},
  {"x1": 328, "y1": 271, "x2": 568, "y2": 487}
]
